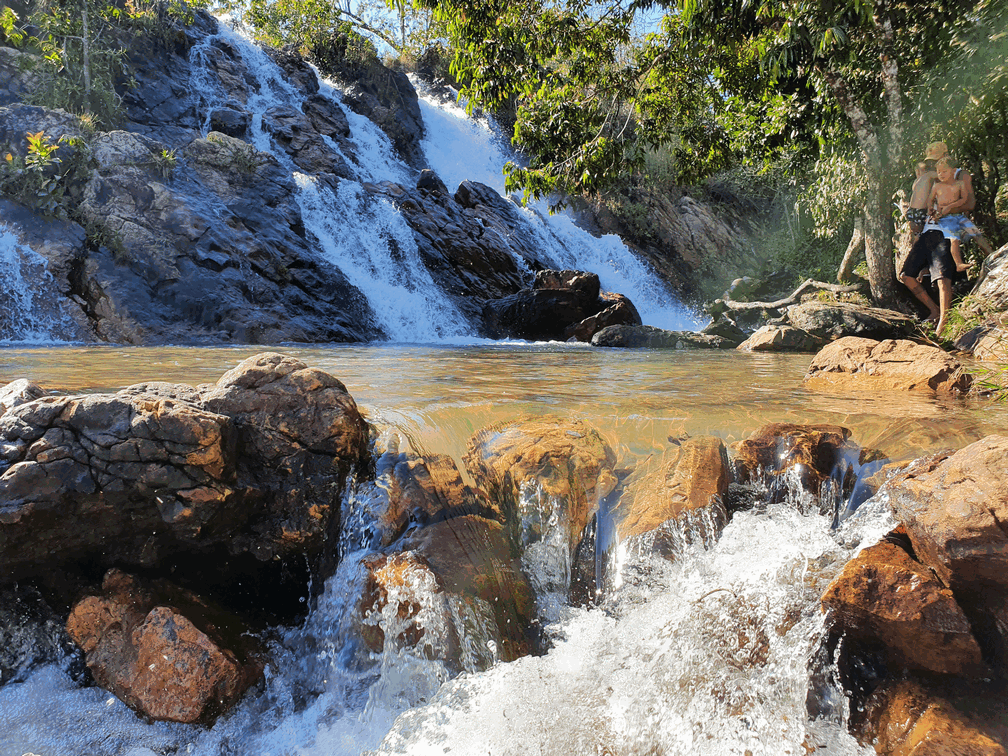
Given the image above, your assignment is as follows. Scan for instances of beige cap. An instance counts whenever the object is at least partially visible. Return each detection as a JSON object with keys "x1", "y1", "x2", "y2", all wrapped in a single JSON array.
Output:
[{"x1": 925, "y1": 141, "x2": 948, "y2": 161}]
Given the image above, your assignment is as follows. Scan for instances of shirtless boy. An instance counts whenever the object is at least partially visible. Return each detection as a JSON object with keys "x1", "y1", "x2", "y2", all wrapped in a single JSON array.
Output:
[{"x1": 927, "y1": 157, "x2": 974, "y2": 272}]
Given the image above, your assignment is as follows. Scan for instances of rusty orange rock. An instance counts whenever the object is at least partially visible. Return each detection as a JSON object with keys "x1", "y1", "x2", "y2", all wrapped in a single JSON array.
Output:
[
  {"x1": 822, "y1": 539, "x2": 986, "y2": 677},
  {"x1": 66, "y1": 569, "x2": 263, "y2": 724}
]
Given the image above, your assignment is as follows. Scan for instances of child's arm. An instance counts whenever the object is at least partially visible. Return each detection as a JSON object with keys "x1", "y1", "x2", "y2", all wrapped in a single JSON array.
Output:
[{"x1": 926, "y1": 184, "x2": 940, "y2": 218}]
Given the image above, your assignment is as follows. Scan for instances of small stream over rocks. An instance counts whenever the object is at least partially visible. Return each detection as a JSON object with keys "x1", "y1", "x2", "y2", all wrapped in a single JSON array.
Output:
[{"x1": 3, "y1": 346, "x2": 1008, "y2": 755}]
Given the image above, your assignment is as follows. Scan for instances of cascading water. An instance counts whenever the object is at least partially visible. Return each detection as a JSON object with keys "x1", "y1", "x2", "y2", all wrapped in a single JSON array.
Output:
[
  {"x1": 0, "y1": 223, "x2": 78, "y2": 344},
  {"x1": 414, "y1": 83, "x2": 701, "y2": 332},
  {"x1": 187, "y1": 16, "x2": 697, "y2": 344}
]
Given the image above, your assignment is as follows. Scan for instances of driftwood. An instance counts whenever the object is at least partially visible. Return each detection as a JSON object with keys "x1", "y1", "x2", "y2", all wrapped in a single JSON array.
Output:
[{"x1": 720, "y1": 278, "x2": 864, "y2": 313}]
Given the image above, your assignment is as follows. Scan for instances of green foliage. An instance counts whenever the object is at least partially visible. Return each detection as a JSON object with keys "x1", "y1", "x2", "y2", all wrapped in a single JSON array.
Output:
[
  {"x1": 0, "y1": 131, "x2": 66, "y2": 216},
  {"x1": 153, "y1": 146, "x2": 176, "y2": 178}
]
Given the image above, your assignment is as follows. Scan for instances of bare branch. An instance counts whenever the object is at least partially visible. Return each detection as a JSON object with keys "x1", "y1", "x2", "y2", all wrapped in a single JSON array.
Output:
[{"x1": 720, "y1": 279, "x2": 864, "y2": 313}]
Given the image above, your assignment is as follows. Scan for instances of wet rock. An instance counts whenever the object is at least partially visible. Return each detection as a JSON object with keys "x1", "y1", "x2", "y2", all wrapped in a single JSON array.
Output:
[
  {"x1": 483, "y1": 289, "x2": 598, "y2": 341},
  {"x1": 368, "y1": 431, "x2": 497, "y2": 546},
  {"x1": 804, "y1": 337, "x2": 972, "y2": 395},
  {"x1": 533, "y1": 269, "x2": 600, "y2": 303},
  {"x1": 564, "y1": 293, "x2": 642, "y2": 342},
  {"x1": 590, "y1": 324, "x2": 727, "y2": 349},
  {"x1": 267, "y1": 46, "x2": 320, "y2": 96},
  {"x1": 358, "y1": 515, "x2": 535, "y2": 668},
  {"x1": 416, "y1": 169, "x2": 448, "y2": 196},
  {"x1": 209, "y1": 105, "x2": 251, "y2": 137},
  {"x1": 736, "y1": 324, "x2": 822, "y2": 353},
  {"x1": 889, "y1": 435, "x2": 1008, "y2": 670},
  {"x1": 0, "y1": 585, "x2": 84, "y2": 686},
  {"x1": 323, "y1": 51, "x2": 425, "y2": 167},
  {"x1": 464, "y1": 416, "x2": 618, "y2": 554},
  {"x1": 66, "y1": 569, "x2": 263, "y2": 724},
  {"x1": 701, "y1": 317, "x2": 748, "y2": 346},
  {"x1": 731, "y1": 422, "x2": 853, "y2": 503},
  {"x1": 261, "y1": 104, "x2": 352, "y2": 179},
  {"x1": 861, "y1": 680, "x2": 1007, "y2": 755},
  {"x1": 0, "y1": 47, "x2": 43, "y2": 106},
  {"x1": 822, "y1": 539, "x2": 986, "y2": 677},
  {"x1": 613, "y1": 435, "x2": 731, "y2": 547},
  {"x1": 786, "y1": 301, "x2": 915, "y2": 342},
  {"x1": 0, "y1": 353, "x2": 368, "y2": 593}
]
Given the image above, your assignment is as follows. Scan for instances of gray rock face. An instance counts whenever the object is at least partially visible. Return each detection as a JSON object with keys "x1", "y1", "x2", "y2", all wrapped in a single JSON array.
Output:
[
  {"x1": 0, "y1": 354, "x2": 369, "y2": 599},
  {"x1": 786, "y1": 301, "x2": 915, "y2": 341}
]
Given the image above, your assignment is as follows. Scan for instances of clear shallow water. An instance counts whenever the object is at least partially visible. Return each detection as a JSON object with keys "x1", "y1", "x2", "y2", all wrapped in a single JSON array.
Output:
[{"x1": 0, "y1": 344, "x2": 1002, "y2": 755}]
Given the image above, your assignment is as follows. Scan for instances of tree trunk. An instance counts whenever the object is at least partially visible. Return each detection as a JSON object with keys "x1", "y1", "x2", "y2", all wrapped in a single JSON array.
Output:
[
  {"x1": 82, "y1": 2, "x2": 91, "y2": 99},
  {"x1": 837, "y1": 216, "x2": 864, "y2": 283},
  {"x1": 863, "y1": 174, "x2": 896, "y2": 305}
]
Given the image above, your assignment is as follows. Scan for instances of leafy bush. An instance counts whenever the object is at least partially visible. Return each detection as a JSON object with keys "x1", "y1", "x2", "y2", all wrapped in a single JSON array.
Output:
[{"x1": 1, "y1": 131, "x2": 67, "y2": 216}]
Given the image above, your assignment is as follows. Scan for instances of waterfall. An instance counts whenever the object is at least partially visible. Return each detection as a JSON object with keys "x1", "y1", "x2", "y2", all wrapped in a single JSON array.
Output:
[
  {"x1": 414, "y1": 84, "x2": 701, "y2": 332},
  {"x1": 189, "y1": 20, "x2": 469, "y2": 344},
  {"x1": 187, "y1": 17, "x2": 698, "y2": 344},
  {"x1": 0, "y1": 223, "x2": 77, "y2": 344}
]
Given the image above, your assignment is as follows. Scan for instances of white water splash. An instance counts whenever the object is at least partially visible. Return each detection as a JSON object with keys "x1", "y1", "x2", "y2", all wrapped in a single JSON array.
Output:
[
  {"x1": 415, "y1": 84, "x2": 702, "y2": 332},
  {"x1": 0, "y1": 223, "x2": 77, "y2": 344}
]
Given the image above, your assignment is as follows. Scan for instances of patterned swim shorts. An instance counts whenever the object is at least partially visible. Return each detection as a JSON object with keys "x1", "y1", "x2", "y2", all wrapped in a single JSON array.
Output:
[
  {"x1": 905, "y1": 207, "x2": 928, "y2": 226},
  {"x1": 935, "y1": 213, "x2": 982, "y2": 240}
]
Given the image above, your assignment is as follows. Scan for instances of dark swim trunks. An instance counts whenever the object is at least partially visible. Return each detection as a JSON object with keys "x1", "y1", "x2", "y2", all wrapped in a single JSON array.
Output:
[
  {"x1": 905, "y1": 207, "x2": 928, "y2": 226},
  {"x1": 900, "y1": 229, "x2": 955, "y2": 281}
]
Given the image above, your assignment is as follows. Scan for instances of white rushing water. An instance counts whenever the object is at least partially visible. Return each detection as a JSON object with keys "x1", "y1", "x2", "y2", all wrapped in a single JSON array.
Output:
[
  {"x1": 415, "y1": 87, "x2": 700, "y2": 332},
  {"x1": 0, "y1": 223, "x2": 78, "y2": 344},
  {"x1": 186, "y1": 16, "x2": 697, "y2": 345},
  {"x1": 0, "y1": 477, "x2": 893, "y2": 756}
]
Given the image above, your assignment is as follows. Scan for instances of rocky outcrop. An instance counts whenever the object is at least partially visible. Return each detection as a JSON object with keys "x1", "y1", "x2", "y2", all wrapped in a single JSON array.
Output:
[
  {"x1": 613, "y1": 436, "x2": 731, "y2": 547},
  {"x1": 786, "y1": 301, "x2": 915, "y2": 341},
  {"x1": 736, "y1": 324, "x2": 822, "y2": 352},
  {"x1": 482, "y1": 269, "x2": 642, "y2": 342},
  {"x1": 731, "y1": 422, "x2": 853, "y2": 503},
  {"x1": 805, "y1": 337, "x2": 972, "y2": 394},
  {"x1": 66, "y1": 569, "x2": 263, "y2": 724},
  {"x1": 822, "y1": 537, "x2": 986, "y2": 677},
  {"x1": 889, "y1": 436, "x2": 1008, "y2": 670},
  {"x1": 971, "y1": 243, "x2": 1008, "y2": 312},
  {"x1": 464, "y1": 417, "x2": 618, "y2": 555},
  {"x1": 0, "y1": 354, "x2": 368, "y2": 604},
  {"x1": 590, "y1": 324, "x2": 727, "y2": 349}
]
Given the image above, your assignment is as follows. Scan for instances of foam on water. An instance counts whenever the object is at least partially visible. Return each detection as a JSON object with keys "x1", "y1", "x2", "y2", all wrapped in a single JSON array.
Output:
[{"x1": 0, "y1": 223, "x2": 77, "y2": 344}]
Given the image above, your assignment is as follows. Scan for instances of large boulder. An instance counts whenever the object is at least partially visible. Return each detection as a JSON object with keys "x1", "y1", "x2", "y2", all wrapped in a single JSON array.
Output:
[
  {"x1": 888, "y1": 435, "x2": 1008, "y2": 670},
  {"x1": 805, "y1": 337, "x2": 972, "y2": 395},
  {"x1": 971, "y1": 243, "x2": 1008, "y2": 312},
  {"x1": 66, "y1": 569, "x2": 263, "y2": 724},
  {"x1": 786, "y1": 301, "x2": 915, "y2": 341},
  {"x1": 464, "y1": 417, "x2": 618, "y2": 555},
  {"x1": 0, "y1": 354, "x2": 369, "y2": 611},
  {"x1": 482, "y1": 289, "x2": 596, "y2": 341},
  {"x1": 822, "y1": 538, "x2": 986, "y2": 677},
  {"x1": 613, "y1": 436, "x2": 731, "y2": 546}
]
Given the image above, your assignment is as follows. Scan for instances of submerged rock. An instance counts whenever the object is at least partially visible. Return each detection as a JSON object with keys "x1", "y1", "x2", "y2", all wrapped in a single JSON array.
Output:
[
  {"x1": 822, "y1": 538, "x2": 986, "y2": 677},
  {"x1": 464, "y1": 416, "x2": 618, "y2": 555},
  {"x1": 804, "y1": 337, "x2": 972, "y2": 394},
  {"x1": 66, "y1": 569, "x2": 263, "y2": 725},
  {"x1": 731, "y1": 422, "x2": 853, "y2": 503},
  {"x1": 613, "y1": 435, "x2": 731, "y2": 548},
  {"x1": 860, "y1": 680, "x2": 1007, "y2": 755},
  {"x1": 359, "y1": 516, "x2": 536, "y2": 667}
]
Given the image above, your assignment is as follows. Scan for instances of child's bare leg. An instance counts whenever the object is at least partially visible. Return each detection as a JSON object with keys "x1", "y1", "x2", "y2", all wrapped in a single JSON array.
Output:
[
  {"x1": 951, "y1": 239, "x2": 969, "y2": 272},
  {"x1": 976, "y1": 235, "x2": 995, "y2": 258},
  {"x1": 935, "y1": 278, "x2": 953, "y2": 338}
]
